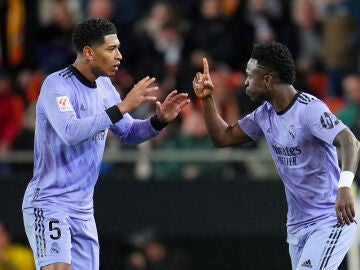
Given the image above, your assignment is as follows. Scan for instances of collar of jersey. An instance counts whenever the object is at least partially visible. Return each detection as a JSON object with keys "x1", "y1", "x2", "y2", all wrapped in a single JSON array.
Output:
[
  {"x1": 276, "y1": 91, "x2": 300, "y2": 115},
  {"x1": 68, "y1": 65, "x2": 97, "y2": 88}
]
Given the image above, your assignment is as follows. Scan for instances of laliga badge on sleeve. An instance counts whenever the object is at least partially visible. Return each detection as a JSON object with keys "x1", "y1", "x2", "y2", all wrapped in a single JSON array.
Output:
[{"x1": 56, "y1": 96, "x2": 74, "y2": 112}]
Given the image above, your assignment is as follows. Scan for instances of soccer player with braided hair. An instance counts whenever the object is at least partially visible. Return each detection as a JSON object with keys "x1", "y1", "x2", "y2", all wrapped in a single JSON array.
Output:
[
  {"x1": 22, "y1": 18, "x2": 190, "y2": 270},
  {"x1": 193, "y1": 41, "x2": 360, "y2": 269}
]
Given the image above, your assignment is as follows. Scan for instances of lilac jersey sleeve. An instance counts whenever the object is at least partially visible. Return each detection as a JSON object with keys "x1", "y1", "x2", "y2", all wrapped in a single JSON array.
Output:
[
  {"x1": 238, "y1": 93, "x2": 347, "y2": 233},
  {"x1": 238, "y1": 104, "x2": 266, "y2": 141},
  {"x1": 22, "y1": 67, "x2": 160, "y2": 213},
  {"x1": 302, "y1": 100, "x2": 345, "y2": 145},
  {"x1": 40, "y1": 75, "x2": 113, "y2": 145},
  {"x1": 237, "y1": 106, "x2": 265, "y2": 141}
]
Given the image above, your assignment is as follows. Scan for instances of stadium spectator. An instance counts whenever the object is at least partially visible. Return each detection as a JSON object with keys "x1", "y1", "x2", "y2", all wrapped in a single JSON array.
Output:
[
  {"x1": 129, "y1": 1, "x2": 189, "y2": 123},
  {"x1": 246, "y1": 0, "x2": 277, "y2": 43},
  {"x1": 337, "y1": 74, "x2": 360, "y2": 137},
  {"x1": 12, "y1": 70, "x2": 45, "y2": 152},
  {"x1": 0, "y1": 72, "x2": 24, "y2": 155},
  {"x1": 142, "y1": 238, "x2": 190, "y2": 270},
  {"x1": 0, "y1": 0, "x2": 26, "y2": 68},
  {"x1": 35, "y1": 0, "x2": 78, "y2": 73},
  {"x1": 185, "y1": 0, "x2": 234, "y2": 66},
  {"x1": 86, "y1": 0, "x2": 114, "y2": 20},
  {"x1": 125, "y1": 228, "x2": 191, "y2": 270},
  {"x1": 131, "y1": 1, "x2": 189, "y2": 91},
  {"x1": 321, "y1": 0, "x2": 360, "y2": 97},
  {"x1": 226, "y1": 0, "x2": 255, "y2": 70},
  {"x1": 337, "y1": 74, "x2": 360, "y2": 179},
  {"x1": 292, "y1": 0, "x2": 322, "y2": 74}
]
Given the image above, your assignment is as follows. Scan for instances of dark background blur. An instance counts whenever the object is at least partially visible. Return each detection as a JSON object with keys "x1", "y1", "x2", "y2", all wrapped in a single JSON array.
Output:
[
  {"x1": 1, "y1": 174, "x2": 292, "y2": 269},
  {"x1": 1, "y1": 0, "x2": 360, "y2": 269}
]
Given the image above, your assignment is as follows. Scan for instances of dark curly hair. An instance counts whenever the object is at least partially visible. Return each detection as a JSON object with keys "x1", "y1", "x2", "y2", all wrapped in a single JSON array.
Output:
[
  {"x1": 72, "y1": 18, "x2": 117, "y2": 53},
  {"x1": 251, "y1": 42, "x2": 296, "y2": 84}
]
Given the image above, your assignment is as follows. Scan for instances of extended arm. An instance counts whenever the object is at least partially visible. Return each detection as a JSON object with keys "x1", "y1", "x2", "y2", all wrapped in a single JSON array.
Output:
[
  {"x1": 333, "y1": 128, "x2": 360, "y2": 225},
  {"x1": 111, "y1": 90, "x2": 190, "y2": 145},
  {"x1": 334, "y1": 128, "x2": 360, "y2": 173},
  {"x1": 201, "y1": 96, "x2": 252, "y2": 147},
  {"x1": 193, "y1": 58, "x2": 252, "y2": 147}
]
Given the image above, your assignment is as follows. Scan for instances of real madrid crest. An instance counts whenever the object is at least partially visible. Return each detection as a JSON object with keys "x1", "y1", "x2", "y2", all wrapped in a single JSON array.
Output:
[{"x1": 288, "y1": 125, "x2": 295, "y2": 140}]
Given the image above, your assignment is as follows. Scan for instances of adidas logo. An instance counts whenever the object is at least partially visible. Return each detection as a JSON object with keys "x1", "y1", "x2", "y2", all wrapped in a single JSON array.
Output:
[
  {"x1": 301, "y1": 259, "x2": 312, "y2": 268},
  {"x1": 80, "y1": 103, "x2": 86, "y2": 111}
]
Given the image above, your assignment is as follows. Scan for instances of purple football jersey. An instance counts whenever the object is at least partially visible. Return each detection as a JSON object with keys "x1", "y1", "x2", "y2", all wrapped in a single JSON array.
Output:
[
  {"x1": 239, "y1": 92, "x2": 347, "y2": 233},
  {"x1": 22, "y1": 66, "x2": 159, "y2": 213}
]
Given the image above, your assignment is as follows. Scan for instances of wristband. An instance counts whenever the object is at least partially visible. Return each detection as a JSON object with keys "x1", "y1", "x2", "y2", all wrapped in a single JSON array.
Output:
[
  {"x1": 338, "y1": 171, "x2": 354, "y2": 188},
  {"x1": 150, "y1": 114, "x2": 168, "y2": 131},
  {"x1": 105, "y1": 105, "x2": 123, "y2": 124}
]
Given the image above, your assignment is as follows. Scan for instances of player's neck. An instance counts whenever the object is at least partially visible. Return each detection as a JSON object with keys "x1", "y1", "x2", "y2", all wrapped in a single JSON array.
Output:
[
  {"x1": 270, "y1": 85, "x2": 298, "y2": 112},
  {"x1": 72, "y1": 59, "x2": 97, "y2": 83}
]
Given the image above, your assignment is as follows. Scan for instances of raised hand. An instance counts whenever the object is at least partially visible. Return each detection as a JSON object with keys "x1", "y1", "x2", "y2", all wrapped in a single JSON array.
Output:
[
  {"x1": 156, "y1": 90, "x2": 190, "y2": 123},
  {"x1": 193, "y1": 58, "x2": 214, "y2": 99},
  {"x1": 117, "y1": 76, "x2": 158, "y2": 114}
]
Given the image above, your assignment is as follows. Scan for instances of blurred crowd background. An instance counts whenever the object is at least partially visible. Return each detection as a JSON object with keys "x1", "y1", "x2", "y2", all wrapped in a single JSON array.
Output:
[
  {"x1": 1, "y1": 0, "x2": 360, "y2": 181},
  {"x1": 2, "y1": 1, "x2": 360, "y2": 269}
]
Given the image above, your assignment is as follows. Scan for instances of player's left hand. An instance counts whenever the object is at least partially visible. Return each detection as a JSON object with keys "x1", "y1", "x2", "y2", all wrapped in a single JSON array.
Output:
[
  {"x1": 335, "y1": 187, "x2": 355, "y2": 225},
  {"x1": 193, "y1": 58, "x2": 214, "y2": 99},
  {"x1": 156, "y1": 90, "x2": 190, "y2": 123}
]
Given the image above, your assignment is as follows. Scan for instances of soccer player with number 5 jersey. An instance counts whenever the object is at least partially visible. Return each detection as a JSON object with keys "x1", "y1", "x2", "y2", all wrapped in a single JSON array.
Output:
[{"x1": 22, "y1": 18, "x2": 190, "y2": 270}]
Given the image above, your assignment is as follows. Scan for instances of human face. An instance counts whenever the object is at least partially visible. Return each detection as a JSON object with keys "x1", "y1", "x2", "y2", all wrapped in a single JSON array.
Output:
[
  {"x1": 343, "y1": 76, "x2": 360, "y2": 104},
  {"x1": 244, "y1": 58, "x2": 271, "y2": 102},
  {"x1": 90, "y1": 34, "x2": 122, "y2": 77}
]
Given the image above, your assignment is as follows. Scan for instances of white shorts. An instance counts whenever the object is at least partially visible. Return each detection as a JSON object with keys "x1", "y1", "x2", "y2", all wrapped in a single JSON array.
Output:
[
  {"x1": 288, "y1": 216, "x2": 357, "y2": 270},
  {"x1": 23, "y1": 207, "x2": 99, "y2": 270}
]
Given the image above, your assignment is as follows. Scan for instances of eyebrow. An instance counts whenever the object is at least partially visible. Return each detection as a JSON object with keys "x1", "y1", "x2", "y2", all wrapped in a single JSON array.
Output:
[{"x1": 107, "y1": 43, "x2": 120, "y2": 49}]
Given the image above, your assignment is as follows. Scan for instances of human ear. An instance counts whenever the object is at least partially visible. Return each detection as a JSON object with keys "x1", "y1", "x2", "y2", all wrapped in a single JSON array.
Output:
[
  {"x1": 83, "y1": 46, "x2": 95, "y2": 60},
  {"x1": 264, "y1": 74, "x2": 273, "y2": 88}
]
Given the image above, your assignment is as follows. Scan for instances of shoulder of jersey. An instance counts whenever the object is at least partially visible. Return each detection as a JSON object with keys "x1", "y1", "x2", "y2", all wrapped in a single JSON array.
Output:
[
  {"x1": 256, "y1": 101, "x2": 271, "y2": 114},
  {"x1": 57, "y1": 67, "x2": 75, "y2": 80},
  {"x1": 296, "y1": 92, "x2": 316, "y2": 105},
  {"x1": 41, "y1": 68, "x2": 73, "y2": 87}
]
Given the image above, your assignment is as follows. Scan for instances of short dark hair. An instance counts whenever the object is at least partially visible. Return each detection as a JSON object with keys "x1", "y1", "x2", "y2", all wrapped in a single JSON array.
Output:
[
  {"x1": 251, "y1": 42, "x2": 296, "y2": 84},
  {"x1": 72, "y1": 18, "x2": 117, "y2": 53}
]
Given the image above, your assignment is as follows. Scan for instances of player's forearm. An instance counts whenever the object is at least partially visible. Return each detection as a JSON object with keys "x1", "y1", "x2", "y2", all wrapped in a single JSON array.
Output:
[
  {"x1": 56, "y1": 112, "x2": 112, "y2": 145},
  {"x1": 111, "y1": 118, "x2": 160, "y2": 146},
  {"x1": 201, "y1": 96, "x2": 231, "y2": 148},
  {"x1": 335, "y1": 129, "x2": 360, "y2": 173},
  {"x1": 340, "y1": 138, "x2": 360, "y2": 173}
]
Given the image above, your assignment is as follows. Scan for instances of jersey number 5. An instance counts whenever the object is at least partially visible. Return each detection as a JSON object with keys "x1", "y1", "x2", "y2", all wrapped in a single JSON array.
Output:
[{"x1": 49, "y1": 220, "x2": 61, "y2": 240}]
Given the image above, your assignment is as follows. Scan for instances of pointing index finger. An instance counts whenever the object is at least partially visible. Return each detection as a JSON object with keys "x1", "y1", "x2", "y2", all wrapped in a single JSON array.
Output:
[{"x1": 203, "y1": 58, "x2": 210, "y2": 75}]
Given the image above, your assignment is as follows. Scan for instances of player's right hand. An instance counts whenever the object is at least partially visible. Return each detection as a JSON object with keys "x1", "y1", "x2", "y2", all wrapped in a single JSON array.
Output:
[
  {"x1": 192, "y1": 58, "x2": 214, "y2": 99},
  {"x1": 117, "y1": 76, "x2": 158, "y2": 114}
]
